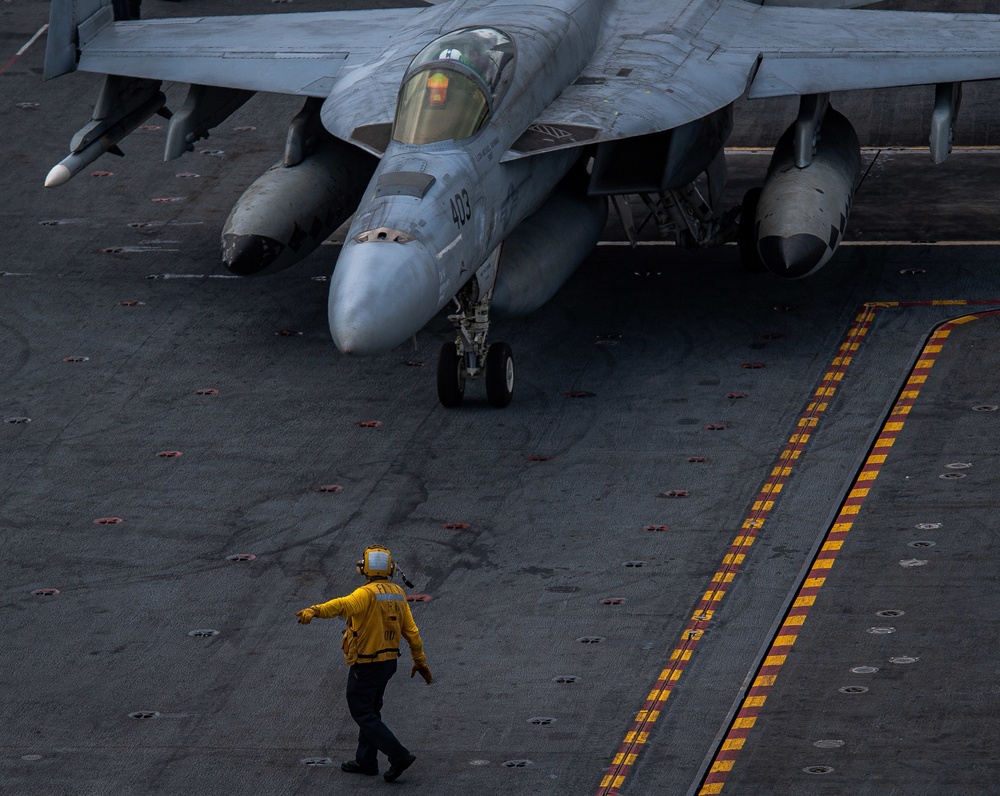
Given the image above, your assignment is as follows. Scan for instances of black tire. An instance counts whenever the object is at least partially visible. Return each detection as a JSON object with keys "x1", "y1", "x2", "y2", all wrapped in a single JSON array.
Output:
[
  {"x1": 437, "y1": 342, "x2": 465, "y2": 408},
  {"x1": 738, "y1": 187, "x2": 766, "y2": 273},
  {"x1": 485, "y1": 342, "x2": 514, "y2": 408}
]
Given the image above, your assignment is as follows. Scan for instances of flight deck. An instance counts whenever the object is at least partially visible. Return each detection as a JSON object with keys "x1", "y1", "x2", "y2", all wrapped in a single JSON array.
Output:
[{"x1": 3, "y1": 0, "x2": 1000, "y2": 794}]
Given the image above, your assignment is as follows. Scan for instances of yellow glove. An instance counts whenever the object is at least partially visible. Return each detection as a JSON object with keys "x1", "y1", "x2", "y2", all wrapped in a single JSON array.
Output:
[
  {"x1": 411, "y1": 662, "x2": 433, "y2": 684},
  {"x1": 296, "y1": 607, "x2": 318, "y2": 624}
]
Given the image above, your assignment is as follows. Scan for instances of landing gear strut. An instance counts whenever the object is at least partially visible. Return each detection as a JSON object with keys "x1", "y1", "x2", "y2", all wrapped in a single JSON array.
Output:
[
  {"x1": 436, "y1": 248, "x2": 514, "y2": 408},
  {"x1": 636, "y1": 184, "x2": 740, "y2": 250}
]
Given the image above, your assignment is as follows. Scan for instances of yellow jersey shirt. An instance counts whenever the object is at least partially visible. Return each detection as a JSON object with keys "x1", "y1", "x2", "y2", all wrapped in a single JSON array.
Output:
[{"x1": 310, "y1": 580, "x2": 426, "y2": 666}]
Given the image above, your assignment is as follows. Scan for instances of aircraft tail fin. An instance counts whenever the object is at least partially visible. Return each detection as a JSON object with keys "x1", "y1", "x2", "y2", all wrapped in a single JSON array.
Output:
[{"x1": 44, "y1": 0, "x2": 138, "y2": 80}]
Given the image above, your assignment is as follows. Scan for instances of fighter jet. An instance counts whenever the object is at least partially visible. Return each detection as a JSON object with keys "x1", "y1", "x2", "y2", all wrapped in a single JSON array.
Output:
[{"x1": 42, "y1": 0, "x2": 1000, "y2": 406}]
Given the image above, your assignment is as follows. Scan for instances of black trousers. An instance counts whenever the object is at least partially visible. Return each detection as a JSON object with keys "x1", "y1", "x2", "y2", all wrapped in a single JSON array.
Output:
[{"x1": 345, "y1": 658, "x2": 410, "y2": 767}]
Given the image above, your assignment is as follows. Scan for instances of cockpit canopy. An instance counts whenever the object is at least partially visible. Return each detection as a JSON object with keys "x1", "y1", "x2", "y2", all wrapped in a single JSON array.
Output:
[{"x1": 393, "y1": 27, "x2": 515, "y2": 146}]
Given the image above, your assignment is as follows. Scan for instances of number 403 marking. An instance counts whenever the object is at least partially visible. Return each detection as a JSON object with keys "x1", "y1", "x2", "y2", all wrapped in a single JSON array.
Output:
[{"x1": 451, "y1": 189, "x2": 472, "y2": 227}]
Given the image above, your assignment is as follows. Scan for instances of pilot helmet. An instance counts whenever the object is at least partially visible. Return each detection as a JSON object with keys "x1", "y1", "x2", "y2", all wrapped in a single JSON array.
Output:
[
  {"x1": 357, "y1": 544, "x2": 395, "y2": 579},
  {"x1": 438, "y1": 48, "x2": 463, "y2": 60},
  {"x1": 426, "y1": 72, "x2": 450, "y2": 106}
]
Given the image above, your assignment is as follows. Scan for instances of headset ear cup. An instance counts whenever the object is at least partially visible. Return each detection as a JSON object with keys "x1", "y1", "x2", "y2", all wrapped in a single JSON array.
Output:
[{"x1": 356, "y1": 561, "x2": 364, "y2": 576}]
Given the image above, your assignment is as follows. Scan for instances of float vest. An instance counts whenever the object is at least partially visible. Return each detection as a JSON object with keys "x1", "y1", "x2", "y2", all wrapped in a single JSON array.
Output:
[{"x1": 312, "y1": 580, "x2": 425, "y2": 666}]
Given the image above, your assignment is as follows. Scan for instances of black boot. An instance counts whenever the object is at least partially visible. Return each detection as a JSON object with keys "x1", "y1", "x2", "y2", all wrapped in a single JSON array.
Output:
[{"x1": 383, "y1": 754, "x2": 416, "y2": 782}]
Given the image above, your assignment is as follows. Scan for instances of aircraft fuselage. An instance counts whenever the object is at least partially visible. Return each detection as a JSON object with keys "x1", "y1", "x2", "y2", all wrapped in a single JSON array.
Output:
[{"x1": 327, "y1": 0, "x2": 604, "y2": 355}]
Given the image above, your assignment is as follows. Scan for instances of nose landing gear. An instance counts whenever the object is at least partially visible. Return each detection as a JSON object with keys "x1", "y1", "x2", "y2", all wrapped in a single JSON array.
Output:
[
  {"x1": 436, "y1": 341, "x2": 466, "y2": 407},
  {"x1": 484, "y1": 341, "x2": 514, "y2": 407},
  {"x1": 437, "y1": 248, "x2": 514, "y2": 408},
  {"x1": 437, "y1": 338, "x2": 514, "y2": 408}
]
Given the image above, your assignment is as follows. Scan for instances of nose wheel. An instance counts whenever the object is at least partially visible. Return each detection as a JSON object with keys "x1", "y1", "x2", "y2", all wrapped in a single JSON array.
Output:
[
  {"x1": 437, "y1": 257, "x2": 514, "y2": 408},
  {"x1": 436, "y1": 342, "x2": 465, "y2": 408},
  {"x1": 437, "y1": 340, "x2": 514, "y2": 408},
  {"x1": 485, "y1": 342, "x2": 514, "y2": 408}
]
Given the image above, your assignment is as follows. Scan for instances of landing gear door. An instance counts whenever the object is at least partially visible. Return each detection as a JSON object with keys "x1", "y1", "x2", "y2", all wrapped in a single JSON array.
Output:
[{"x1": 474, "y1": 244, "x2": 502, "y2": 302}]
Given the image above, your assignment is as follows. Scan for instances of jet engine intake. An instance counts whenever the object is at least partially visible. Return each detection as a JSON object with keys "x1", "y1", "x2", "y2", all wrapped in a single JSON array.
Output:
[
  {"x1": 222, "y1": 136, "x2": 377, "y2": 276},
  {"x1": 754, "y1": 108, "x2": 860, "y2": 278}
]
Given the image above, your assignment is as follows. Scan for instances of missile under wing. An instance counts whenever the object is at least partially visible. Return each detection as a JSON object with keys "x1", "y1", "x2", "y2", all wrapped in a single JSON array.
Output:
[{"x1": 42, "y1": 0, "x2": 1000, "y2": 406}]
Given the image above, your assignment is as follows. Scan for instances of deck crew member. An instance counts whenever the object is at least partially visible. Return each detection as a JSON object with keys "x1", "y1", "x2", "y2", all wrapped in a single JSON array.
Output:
[{"x1": 296, "y1": 544, "x2": 433, "y2": 782}]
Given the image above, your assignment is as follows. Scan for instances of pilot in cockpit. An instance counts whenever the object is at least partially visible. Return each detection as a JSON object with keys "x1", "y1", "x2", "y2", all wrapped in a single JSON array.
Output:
[{"x1": 393, "y1": 28, "x2": 514, "y2": 146}]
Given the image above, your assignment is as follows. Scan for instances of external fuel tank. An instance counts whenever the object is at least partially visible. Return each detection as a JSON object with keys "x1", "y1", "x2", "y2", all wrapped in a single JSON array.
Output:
[{"x1": 754, "y1": 109, "x2": 861, "y2": 278}]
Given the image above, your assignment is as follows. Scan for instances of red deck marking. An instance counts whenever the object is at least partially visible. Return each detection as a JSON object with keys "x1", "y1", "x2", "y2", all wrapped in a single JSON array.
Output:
[
  {"x1": 0, "y1": 25, "x2": 48, "y2": 77},
  {"x1": 595, "y1": 304, "x2": 879, "y2": 796},
  {"x1": 694, "y1": 306, "x2": 1000, "y2": 796}
]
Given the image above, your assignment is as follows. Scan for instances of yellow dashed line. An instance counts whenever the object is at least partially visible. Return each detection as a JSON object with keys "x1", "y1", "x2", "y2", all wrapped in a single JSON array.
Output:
[{"x1": 694, "y1": 305, "x2": 1000, "y2": 796}]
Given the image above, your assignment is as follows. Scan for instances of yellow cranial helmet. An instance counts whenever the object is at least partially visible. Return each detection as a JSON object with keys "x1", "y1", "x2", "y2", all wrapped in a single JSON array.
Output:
[{"x1": 357, "y1": 544, "x2": 395, "y2": 578}]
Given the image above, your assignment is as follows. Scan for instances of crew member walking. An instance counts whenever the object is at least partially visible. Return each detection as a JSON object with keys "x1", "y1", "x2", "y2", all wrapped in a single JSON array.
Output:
[{"x1": 296, "y1": 544, "x2": 432, "y2": 782}]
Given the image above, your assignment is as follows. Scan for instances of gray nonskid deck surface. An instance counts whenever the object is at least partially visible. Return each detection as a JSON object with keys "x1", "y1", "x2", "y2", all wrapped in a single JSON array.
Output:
[
  {"x1": 5, "y1": 0, "x2": 1000, "y2": 794},
  {"x1": 721, "y1": 311, "x2": 1000, "y2": 796}
]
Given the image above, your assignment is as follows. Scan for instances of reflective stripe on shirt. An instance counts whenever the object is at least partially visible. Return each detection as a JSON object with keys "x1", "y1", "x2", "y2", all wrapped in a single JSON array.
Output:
[{"x1": 376, "y1": 593, "x2": 403, "y2": 601}]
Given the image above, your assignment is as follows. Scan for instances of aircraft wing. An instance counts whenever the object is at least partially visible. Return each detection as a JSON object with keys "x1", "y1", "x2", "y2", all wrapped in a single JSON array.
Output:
[
  {"x1": 741, "y1": 5, "x2": 1000, "y2": 98},
  {"x1": 53, "y1": 9, "x2": 432, "y2": 97},
  {"x1": 504, "y1": 0, "x2": 762, "y2": 159},
  {"x1": 508, "y1": 0, "x2": 1000, "y2": 159}
]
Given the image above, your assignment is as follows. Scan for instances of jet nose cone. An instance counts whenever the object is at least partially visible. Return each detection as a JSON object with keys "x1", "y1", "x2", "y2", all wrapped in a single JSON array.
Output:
[
  {"x1": 222, "y1": 233, "x2": 286, "y2": 276},
  {"x1": 328, "y1": 239, "x2": 440, "y2": 356},
  {"x1": 758, "y1": 233, "x2": 831, "y2": 279}
]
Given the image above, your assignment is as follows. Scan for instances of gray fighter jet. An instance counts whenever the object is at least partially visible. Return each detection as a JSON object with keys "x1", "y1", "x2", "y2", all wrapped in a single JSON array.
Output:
[{"x1": 42, "y1": 0, "x2": 1000, "y2": 406}]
